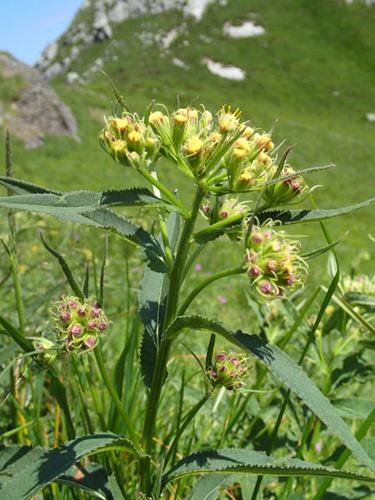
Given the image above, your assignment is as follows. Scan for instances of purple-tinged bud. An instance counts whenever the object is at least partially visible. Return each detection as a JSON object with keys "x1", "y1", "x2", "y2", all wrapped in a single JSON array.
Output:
[
  {"x1": 60, "y1": 311, "x2": 71, "y2": 322},
  {"x1": 92, "y1": 302, "x2": 101, "y2": 310},
  {"x1": 87, "y1": 320, "x2": 98, "y2": 330},
  {"x1": 98, "y1": 321, "x2": 108, "y2": 331},
  {"x1": 220, "y1": 210, "x2": 229, "y2": 219},
  {"x1": 69, "y1": 299, "x2": 78, "y2": 309},
  {"x1": 230, "y1": 357, "x2": 240, "y2": 366},
  {"x1": 219, "y1": 365, "x2": 226, "y2": 372},
  {"x1": 59, "y1": 303, "x2": 67, "y2": 310},
  {"x1": 70, "y1": 324, "x2": 83, "y2": 337},
  {"x1": 201, "y1": 205, "x2": 210, "y2": 215},
  {"x1": 266, "y1": 260, "x2": 277, "y2": 273},
  {"x1": 77, "y1": 308, "x2": 86, "y2": 317},
  {"x1": 90, "y1": 308, "x2": 100, "y2": 319},
  {"x1": 248, "y1": 266, "x2": 261, "y2": 278},
  {"x1": 285, "y1": 275, "x2": 295, "y2": 286},
  {"x1": 84, "y1": 336, "x2": 97, "y2": 349},
  {"x1": 252, "y1": 232, "x2": 264, "y2": 244},
  {"x1": 259, "y1": 281, "x2": 273, "y2": 295},
  {"x1": 263, "y1": 230, "x2": 272, "y2": 238},
  {"x1": 216, "y1": 352, "x2": 226, "y2": 362}
]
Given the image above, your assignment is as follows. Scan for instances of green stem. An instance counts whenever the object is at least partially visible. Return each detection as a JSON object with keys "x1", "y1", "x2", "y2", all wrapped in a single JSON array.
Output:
[
  {"x1": 94, "y1": 347, "x2": 138, "y2": 446},
  {"x1": 164, "y1": 392, "x2": 211, "y2": 467},
  {"x1": 138, "y1": 166, "x2": 189, "y2": 218},
  {"x1": 140, "y1": 187, "x2": 204, "y2": 494},
  {"x1": 178, "y1": 266, "x2": 245, "y2": 316}
]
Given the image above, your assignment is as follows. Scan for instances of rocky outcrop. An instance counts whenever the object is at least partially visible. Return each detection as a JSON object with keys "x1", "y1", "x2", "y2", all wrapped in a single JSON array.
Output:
[
  {"x1": 36, "y1": 0, "x2": 218, "y2": 78},
  {"x1": 0, "y1": 53, "x2": 78, "y2": 148}
]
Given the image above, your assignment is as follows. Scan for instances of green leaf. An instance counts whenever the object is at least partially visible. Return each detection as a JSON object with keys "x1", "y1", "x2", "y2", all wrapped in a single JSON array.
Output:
[
  {"x1": 189, "y1": 473, "x2": 231, "y2": 500},
  {"x1": 333, "y1": 399, "x2": 375, "y2": 420},
  {"x1": 40, "y1": 234, "x2": 85, "y2": 301},
  {"x1": 0, "y1": 175, "x2": 62, "y2": 195},
  {"x1": 0, "y1": 316, "x2": 33, "y2": 353},
  {"x1": 257, "y1": 197, "x2": 375, "y2": 225},
  {"x1": 57, "y1": 463, "x2": 110, "y2": 499},
  {"x1": 0, "y1": 433, "x2": 140, "y2": 499},
  {"x1": 49, "y1": 375, "x2": 76, "y2": 440},
  {"x1": 0, "y1": 191, "x2": 166, "y2": 272},
  {"x1": 165, "y1": 315, "x2": 375, "y2": 471},
  {"x1": 162, "y1": 448, "x2": 375, "y2": 486},
  {"x1": 138, "y1": 211, "x2": 180, "y2": 387},
  {"x1": 344, "y1": 293, "x2": 375, "y2": 308}
]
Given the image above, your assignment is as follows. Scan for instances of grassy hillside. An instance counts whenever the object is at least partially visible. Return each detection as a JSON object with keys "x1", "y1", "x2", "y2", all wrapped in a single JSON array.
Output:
[{"x1": 1, "y1": 0, "x2": 374, "y2": 279}]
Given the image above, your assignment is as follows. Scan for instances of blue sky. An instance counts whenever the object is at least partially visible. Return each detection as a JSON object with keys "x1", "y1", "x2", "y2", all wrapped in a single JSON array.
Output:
[{"x1": 0, "y1": 0, "x2": 82, "y2": 65}]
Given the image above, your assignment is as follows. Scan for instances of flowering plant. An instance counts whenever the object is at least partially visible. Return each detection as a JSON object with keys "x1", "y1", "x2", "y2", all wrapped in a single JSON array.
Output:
[{"x1": 0, "y1": 96, "x2": 374, "y2": 499}]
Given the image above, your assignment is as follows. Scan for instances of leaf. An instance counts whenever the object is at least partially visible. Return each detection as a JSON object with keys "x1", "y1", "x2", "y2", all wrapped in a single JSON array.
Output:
[
  {"x1": 57, "y1": 463, "x2": 110, "y2": 499},
  {"x1": 0, "y1": 176, "x2": 169, "y2": 209},
  {"x1": 0, "y1": 175, "x2": 62, "y2": 195},
  {"x1": 165, "y1": 315, "x2": 375, "y2": 471},
  {"x1": 162, "y1": 448, "x2": 375, "y2": 486},
  {"x1": 189, "y1": 473, "x2": 231, "y2": 500},
  {"x1": 40, "y1": 234, "x2": 85, "y2": 300},
  {"x1": 0, "y1": 316, "x2": 33, "y2": 353},
  {"x1": 333, "y1": 399, "x2": 375, "y2": 420},
  {"x1": 0, "y1": 433, "x2": 140, "y2": 499},
  {"x1": 0, "y1": 191, "x2": 166, "y2": 272},
  {"x1": 302, "y1": 235, "x2": 346, "y2": 261},
  {"x1": 257, "y1": 197, "x2": 375, "y2": 225},
  {"x1": 138, "y1": 211, "x2": 180, "y2": 387}
]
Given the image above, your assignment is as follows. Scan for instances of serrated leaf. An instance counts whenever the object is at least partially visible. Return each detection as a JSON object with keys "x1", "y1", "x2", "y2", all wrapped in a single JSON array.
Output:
[
  {"x1": 165, "y1": 315, "x2": 375, "y2": 471},
  {"x1": 57, "y1": 463, "x2": 109, "y2": 499},
  {"x1": 0, "y1": 192, "x2": 166, "y2": 272},
  {"x1": 0, "y1": 176, "x2": 62, "y2": 195},
  {"x1": 0, "y1": 433, "x2": 140, "y2": 499},
  {"x1": 162, "y1": 448, "x2": 375, "y2": 486},
  {"x1": 138, "y1": 212, "x2": 179, "y2": 387},
  {"x1": 189, "y1": 473, "x2": 231, "y2": 500},
  {"x1": 257, "y1": 197, "x2": 375, "y2": 225}
]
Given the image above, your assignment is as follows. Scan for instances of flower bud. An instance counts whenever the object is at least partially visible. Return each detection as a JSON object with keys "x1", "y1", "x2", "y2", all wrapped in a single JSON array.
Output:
[
  {"x1": 218, "y1": 108, "x2": 240, "y2": 133},
  {"x1": 245, "y1": 224, "x2": 307, "y2": 300},
  {"x1": 263, "y1": 166, "x2": 308, "y2": 206},
  {"x1": 52, "y1": 296, "x2": 109, "y2": 354},
  {"x1": 207, "y1": 351, "x2": 249, "y2": 391}
]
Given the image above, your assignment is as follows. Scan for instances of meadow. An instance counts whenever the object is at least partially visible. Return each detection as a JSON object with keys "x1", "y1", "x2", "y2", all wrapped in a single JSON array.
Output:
[{"x1": 0, "y1": 0, "x2": 374, "y2": 498}]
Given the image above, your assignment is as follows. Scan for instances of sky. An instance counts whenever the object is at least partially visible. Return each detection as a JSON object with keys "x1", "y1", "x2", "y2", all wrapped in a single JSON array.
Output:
[{"x1": 0, "y1": 0, "x2": 82, "y2": 65}]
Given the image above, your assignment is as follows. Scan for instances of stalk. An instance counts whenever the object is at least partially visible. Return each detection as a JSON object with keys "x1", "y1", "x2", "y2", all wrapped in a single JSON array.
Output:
[
  {"x1": 178, "y1": 266, "x2": 245, "y2": 316},
  {"x1": 94, "y1": 347, "x2": 139, "y2": 446},
  {"x1": 164, "y1": 391, "x2": 211, "y2": 467},
  {"x1": 140, "y1": 187, "x2": 204, "y2": 493}
]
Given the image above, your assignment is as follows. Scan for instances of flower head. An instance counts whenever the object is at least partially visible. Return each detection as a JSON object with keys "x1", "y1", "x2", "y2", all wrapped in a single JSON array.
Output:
[
  {"x1": 207, "y1": 351, "x2": 249, "y2": 391},
  {"x1": 245, "y1": 223, "x2": 307, "y2": 299},
  {"x1": 52, "y1": 296, "x2": 109, "y2": 353}
]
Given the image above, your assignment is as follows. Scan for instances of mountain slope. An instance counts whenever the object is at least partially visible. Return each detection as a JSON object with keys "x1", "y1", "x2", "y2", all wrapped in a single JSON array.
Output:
[{"x1": 1, "y1": 0, "x2": 374, "y2": 270}]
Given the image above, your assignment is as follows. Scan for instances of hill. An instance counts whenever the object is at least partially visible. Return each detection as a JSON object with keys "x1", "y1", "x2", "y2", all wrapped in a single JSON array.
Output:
[{"x1": 0, "y1": 0, "x2": 374, "y2": 272}]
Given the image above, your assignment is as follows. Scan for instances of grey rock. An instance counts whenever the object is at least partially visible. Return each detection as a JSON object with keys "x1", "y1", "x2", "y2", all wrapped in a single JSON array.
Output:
[{"x1": 0, "y1": 53, "x2": 78, "y2": 148}]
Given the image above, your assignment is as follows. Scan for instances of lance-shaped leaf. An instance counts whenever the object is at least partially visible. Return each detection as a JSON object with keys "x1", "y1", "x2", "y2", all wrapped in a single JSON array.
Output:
[
  {"x1": 138, "y1": 211, "x2": 180, "y2": 387},
  {"x1": 0, "y1": 191, "x2": 166, "y2": 272},
  {"x1": 257, "y1": 197, "x2": 375, "y2": 225},
  {"x1": 162, "y1": 448, "x2": 375, "y2": 486},
  {"x1": 164, "y1": 315, "x2": 375, "y2": 471},
  {"x1": 0, "y1": 433, "x2": 141, "y2": 499}
]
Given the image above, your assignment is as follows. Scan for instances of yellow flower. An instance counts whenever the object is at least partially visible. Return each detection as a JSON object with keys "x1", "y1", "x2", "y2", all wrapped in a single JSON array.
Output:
[
  {"x1": 232, "y1": 148, "x2": 247, "y2": 161},
  {"x1": 149, "y1": 111, "x2": 167, "y2": 124},
  {"x1": 184, "y1": 135, "x2": 203, "y2": 155},
  {"x1": 218, "y1": 112, "x2": 239, "y2": 133},
  {"x1": 243, "y1": 126, "x2": 254, "y2": 139},
  {"x1": 128, "y1": 130, "x2": 142, "y2": 144},
  {"x1": 234, "y1": 138, "x2": 250, "y2": 151},
  {"x1": 173, "y1": 113, "x2": 188, "y2": 126}
]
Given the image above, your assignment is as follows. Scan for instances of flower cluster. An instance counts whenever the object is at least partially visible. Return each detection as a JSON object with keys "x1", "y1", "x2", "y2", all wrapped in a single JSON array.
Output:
[
  {"x1": 201, "y1": 197, "x2": 249, "y2": 241},
  {"x1": 32, "y1": 337, "x2": 58, "y2": 368},
  {"x1": 52, "y1": 296, "x2": 109, "y2": 353},
  {"x1": 263, "y1": 166, "x2": 308, "y2": 206},
  {"x1": 207, "y1": 351, "x2": 249, "y2": 391},
  {"x1": 99, "y1": 112, "x2": 161, "y2": 168},
  {"x1": 245, "y1": 223, "x2": 307, "y2": 299},
  {"x1": 146, "y1": 105, "x2": 277, "y2": 191},
  {"x1": 341, "y1": 275, "x2": 375, "y2": 296}
]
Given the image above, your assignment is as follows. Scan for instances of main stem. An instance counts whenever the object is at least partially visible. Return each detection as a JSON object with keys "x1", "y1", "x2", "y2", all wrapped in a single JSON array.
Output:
[{"x1": 141, "y1": 187, "x2": 204, "y2": 493}]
